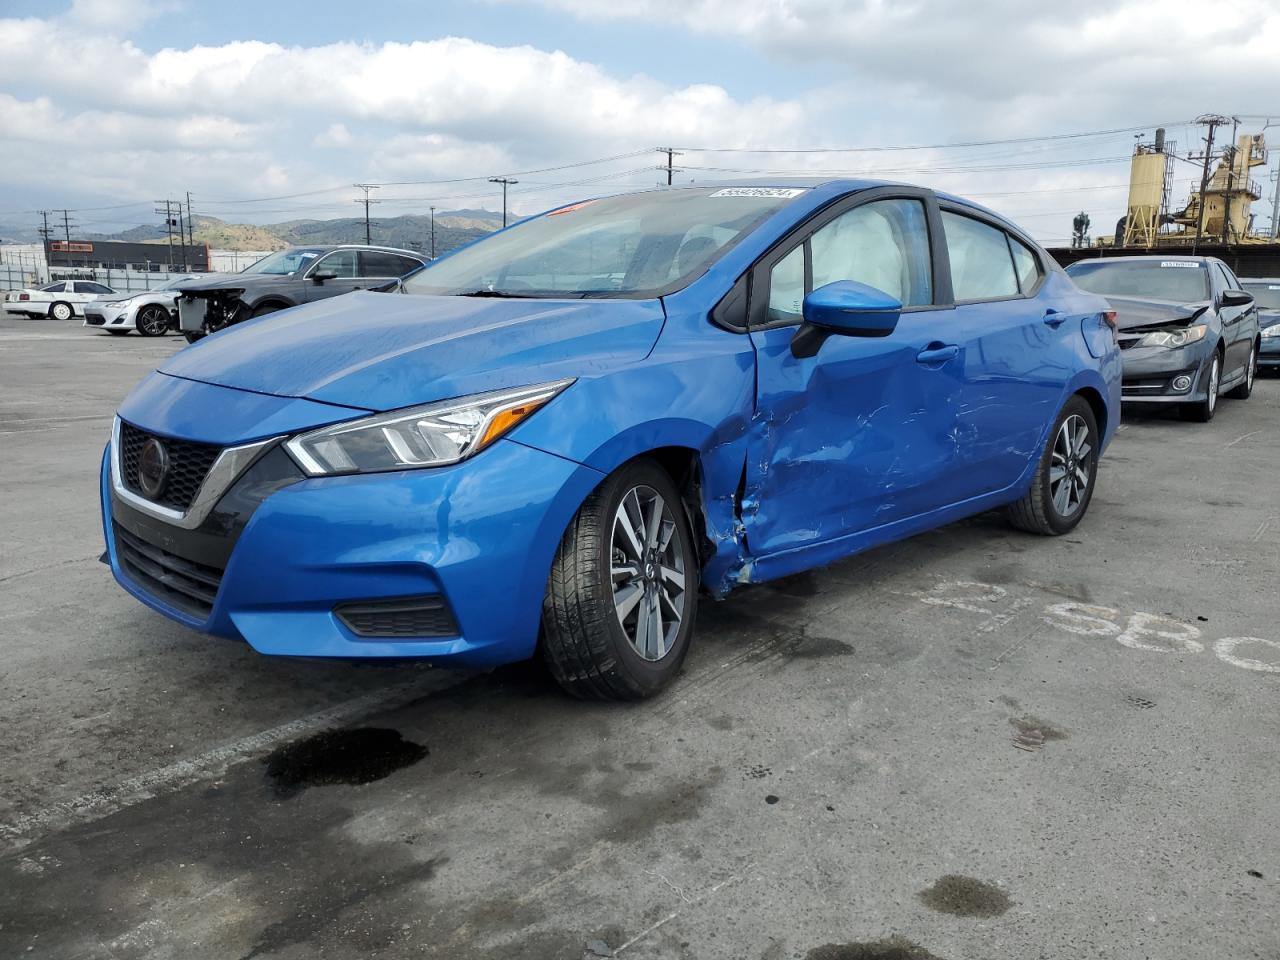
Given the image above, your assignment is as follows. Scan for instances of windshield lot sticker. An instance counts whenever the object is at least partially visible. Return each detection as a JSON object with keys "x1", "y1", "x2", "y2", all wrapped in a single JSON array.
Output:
[
  {"x1": 1159, "y1": 261, "x2": 1199, "y2": 268},
  {"x1": 709, "y1": 188, "x2": 807, "y2": 199}
]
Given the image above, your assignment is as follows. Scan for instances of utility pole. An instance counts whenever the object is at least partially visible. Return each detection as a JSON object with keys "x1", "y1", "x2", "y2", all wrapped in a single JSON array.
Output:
[
  {"x1": 1190, "y1": 115, "x2": 1227, "y2": 256},
  {"x1": 1269, "y1": 161, "x2": 1280, "y2": 240},
  {"x1": 489, "y1": 178, "x2": 518, "y2": 227},
  {"x1": 354, "y1": 184, "x2": 380, "y2": 244},
  {"x1": 430, "y1": 205, "x2": 436, "y2": 259},
  {"x1": 656, "y1": 146, "x2": 683, "y2": 186},
  {"x1": 37, "y1": 210, "x2": 52, "y2": 243},
  {"x1": 1222, "y1": 116, "x2": 1239, "y2": 244},
  {"x1": 154, "y1": 199, "x2": 178, "y2": 269},
  {"x1": 186, "y1": 191, "x2": 196, "y2": 270}
]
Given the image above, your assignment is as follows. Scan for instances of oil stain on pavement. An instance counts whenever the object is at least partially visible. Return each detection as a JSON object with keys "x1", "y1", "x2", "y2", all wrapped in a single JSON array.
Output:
[
  {"x1": 263, "y1": 727, "x2": 428, "y2": 799},
  {"x1": 1009, "y1": 715, "x2": 1069, "y2": 753},
  {"x1": 806, "y1": 936, "x2": 945, "y2": 959},
  {"x1": 916, "y1": 874, "x2": 1012, "y2": 917}
]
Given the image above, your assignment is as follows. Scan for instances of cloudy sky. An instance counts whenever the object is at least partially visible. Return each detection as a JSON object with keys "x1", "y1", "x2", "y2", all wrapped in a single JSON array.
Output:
[{"x1": 2, "y1": 0, "x2": 1279, "y2": 242}]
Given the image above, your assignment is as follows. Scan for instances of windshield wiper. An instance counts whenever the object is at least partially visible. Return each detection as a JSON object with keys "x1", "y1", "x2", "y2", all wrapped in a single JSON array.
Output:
[{"x1": 455, "y1": 289, "x2": 528, "y2": 298}]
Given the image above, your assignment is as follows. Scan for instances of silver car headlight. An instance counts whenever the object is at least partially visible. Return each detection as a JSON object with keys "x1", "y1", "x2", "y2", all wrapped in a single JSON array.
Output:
[
  {"x1": 1137, "y1": 324, "x2": 1207, "y2": 348},
  {"x1": 1263, "y1": 323, "x2": 1280, "y2": 338},
  {"x1": 284, "y1": 379, "x2": 574, "y2": 476}
]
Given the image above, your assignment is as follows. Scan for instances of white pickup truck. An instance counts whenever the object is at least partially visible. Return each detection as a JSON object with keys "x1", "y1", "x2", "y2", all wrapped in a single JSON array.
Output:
[{"x1": 3, "y1": 279, "x2": 117, "y2": 320}]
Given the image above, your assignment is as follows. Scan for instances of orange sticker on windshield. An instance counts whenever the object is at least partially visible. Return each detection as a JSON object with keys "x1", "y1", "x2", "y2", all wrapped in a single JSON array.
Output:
[{"x1": 548, "y1": 200, "x2": 597, "y2": 216}]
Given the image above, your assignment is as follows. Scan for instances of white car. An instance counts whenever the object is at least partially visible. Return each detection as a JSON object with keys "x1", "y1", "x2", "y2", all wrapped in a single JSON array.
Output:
[
  {"x1": 3, "y1": 280, "x2": 117, "y2": 320},
  {"x1": 83, "y1": 276, "x2": 198, "y2": 337}
]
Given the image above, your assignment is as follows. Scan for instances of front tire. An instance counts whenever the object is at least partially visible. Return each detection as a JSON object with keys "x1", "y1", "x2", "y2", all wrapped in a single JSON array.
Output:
[
  {"x1": 136, "y1": 304, "x2": 170, "y2": 337},
  {"x1": 1180, "y1": 351, "x2": 1221, "y2": 422},
  {"x1": 541, "y1": 459, "x2": 698, "y2": 700},
  {"x1": 1006, "y1": 395, "x2": 1099, "y2": 536},
  {"x1": 49, "y1": 301, "x2": 73, "y2": 321}
]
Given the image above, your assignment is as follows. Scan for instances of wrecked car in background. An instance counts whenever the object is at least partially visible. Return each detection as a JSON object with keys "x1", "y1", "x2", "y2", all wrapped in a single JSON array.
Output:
[
  {"x1": 101, "y1": 181, "x2": 1121, "y2": 700},
  {"x1": 1065, "y1": 255, "x2": 1260, "y2": 421},
  {"x1": 173, "y1": 244, "x2": 426, "y2": 342}
]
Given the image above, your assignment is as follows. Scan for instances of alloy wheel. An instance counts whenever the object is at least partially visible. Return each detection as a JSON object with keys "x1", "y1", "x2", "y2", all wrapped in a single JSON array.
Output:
[
  {"x1": 1049, "y1": 414, "x2": 1093, "y2": 518},
  {"x1": 139, "y1": 306, "x2": 168, "y2": 336},
  {"x1": 611, "y1": 484, "x2": 686, "y2": 661},
  {"x1": 1207, "y1": 356, "x2": 1220, "y2": 413},
  {"x1": 1247, "y1": 347, "x2": 1257, "y2": 391}
]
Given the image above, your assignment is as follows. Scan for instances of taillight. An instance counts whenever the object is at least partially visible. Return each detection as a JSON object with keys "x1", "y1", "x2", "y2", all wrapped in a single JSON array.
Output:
[
  {"x1": 18, "y1": 293, "x2": 29, "y2": 301},
  {"x1": 1102, "y1": 310, "x2": 1118, "y2": 342}
]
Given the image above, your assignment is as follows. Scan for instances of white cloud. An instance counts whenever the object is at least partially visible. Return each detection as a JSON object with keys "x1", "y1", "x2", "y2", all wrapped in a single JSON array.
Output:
[{"x1": 314, "y1": 123, "x2": 353, "y2": 148}]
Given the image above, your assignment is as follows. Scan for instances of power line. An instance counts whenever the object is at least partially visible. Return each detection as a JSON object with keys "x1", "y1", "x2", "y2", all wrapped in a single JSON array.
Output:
[
  {"x1": 672, "y1": 122, "x2": 1187, "y2": 154},
  {"x1": 488, "y1": 178, "x2": 518, "y2": 227}
]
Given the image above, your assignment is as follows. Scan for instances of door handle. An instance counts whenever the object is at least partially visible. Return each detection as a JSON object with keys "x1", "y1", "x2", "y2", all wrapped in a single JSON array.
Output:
[
  {"x1": 916, "y1": 343, "x2": 959, "y2": 364},
  {"x1": 1043, "y1": 309, "x2": 1067, "y2": 327}
]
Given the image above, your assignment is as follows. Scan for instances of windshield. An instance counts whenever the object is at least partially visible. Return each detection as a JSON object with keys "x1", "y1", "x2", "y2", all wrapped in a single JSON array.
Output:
[
  {"x1": 153, "y1": 277, "x2": 195, "y2": 292},
  {"x1": 1067, "y1": 260, "x2": 1210, "y2": 302},
  {"x1": 1243, "y1": 282, "x2": 1280, "y2": 310},
  {"x1": 241, "y1": 248, "x2": 325, "y2": 276},
  {"x1": 403, "y1": 187, "x2": 809, "y2": 298}
]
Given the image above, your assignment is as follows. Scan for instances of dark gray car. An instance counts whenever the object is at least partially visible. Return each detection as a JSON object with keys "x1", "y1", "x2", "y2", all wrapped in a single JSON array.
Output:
[
  {"x1": 1065, "y1": 255, "x2": 1260, "y2": 422},
  {"x1": 174, "y1": 245, "x2": 426, "y2": 342},
  {"x1": 1239, "y1": 278, "x2": 1280, "y2": 372}
]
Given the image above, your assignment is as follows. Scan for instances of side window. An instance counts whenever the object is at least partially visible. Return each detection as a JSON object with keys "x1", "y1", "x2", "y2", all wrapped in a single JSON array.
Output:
[
  {"x1": 394, "y1": 255, "x2": 423, "y2": 276},
  {"x1": 811, "y1": 199, "x2": 932, "y2": 306},
  {"x1": 1008, "y1": 235, "x2": 1042, "y2": 294},
  {"x1": 314, "y1": 250, "x2": 357, "y2": 278},
  {"x1": 359, "y1": 251, "x2": 402, "y2": 277},
  {"x1": 1217, "y1": 263, "x2": 1241, "y2": 291},
  {"x1": 765, "y1": 198, "x2": 933, "y2": 325},
  {"x1": 943, "y1": 211, "x2": 1019, "y2": 301},
  {"x1": 40, "y1": 282, "x2": 65, "y2": 292},
  {"x1": 767, "y1": 244, "x2": 805, "y2": 323},
  {"x1": 74, "y1": 281, "x2": 107, "y2": 294}
]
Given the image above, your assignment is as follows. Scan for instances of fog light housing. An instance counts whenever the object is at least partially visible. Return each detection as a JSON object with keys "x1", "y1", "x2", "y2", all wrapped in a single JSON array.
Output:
[{"x1": 1172, "y1": 375, "x2": 1192, "y2": 392}]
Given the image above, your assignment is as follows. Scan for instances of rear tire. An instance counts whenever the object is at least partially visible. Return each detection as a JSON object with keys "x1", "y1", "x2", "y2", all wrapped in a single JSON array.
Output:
[
  {"x1": 1226, "y1": 343, "x2": 1257, "y2": 400},
  {"x1": 541, "y1": 459, "x2": 698, "y2": 700},
  {"x1": 1180, "y1": 352, "x2": 1221, "y2": 422},
  {"x1": 183, "y1": 330, "x2": 205, "y2": 344},
  {"x1": 1006, "y1": 395, "x2": 1099, "y2": 536},
  {"x1": 49, "y1": 301, "x2": 73, "y2": 321}
]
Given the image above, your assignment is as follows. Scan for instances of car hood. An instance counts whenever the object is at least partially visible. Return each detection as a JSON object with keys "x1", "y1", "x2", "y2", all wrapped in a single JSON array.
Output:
[
  {"x1": 158, "y1": 291, "x2": 668, "y2": 411},
  {"x1": 171, "y1": 272, "x2": 266, "y2": 292},
  {"x1": 1104, "y1": 296, "x2": 1211, "y2": 332}
]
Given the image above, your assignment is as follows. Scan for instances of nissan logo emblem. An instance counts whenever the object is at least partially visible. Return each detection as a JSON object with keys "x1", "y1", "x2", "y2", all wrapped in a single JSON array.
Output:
[{"x1": 138, "y1": 438, "x2": 170, "y2": 499}]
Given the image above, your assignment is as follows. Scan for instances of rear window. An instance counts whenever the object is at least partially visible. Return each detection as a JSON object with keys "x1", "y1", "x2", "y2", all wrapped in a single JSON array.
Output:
[{"x1": 1067, "y1": 260, "x2": 1210, "y2": 302}]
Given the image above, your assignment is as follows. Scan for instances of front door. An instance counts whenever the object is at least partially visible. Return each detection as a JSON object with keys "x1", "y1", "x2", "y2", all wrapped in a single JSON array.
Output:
[
  {"x1": 743, "y1": 194, "x2": 965, "y2": 556},
  {"x1": 304, "y1": 250, "x2": 366, "y2": 302}
]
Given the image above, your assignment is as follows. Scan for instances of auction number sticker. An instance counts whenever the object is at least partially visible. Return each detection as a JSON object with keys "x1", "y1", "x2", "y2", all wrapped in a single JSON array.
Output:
[
  {"x1": 1160, "y1": 261, "x2": 1200, "y2": 268},
  {"x1": 709, "y1": 187, "x2": 807, "y2": 199}
]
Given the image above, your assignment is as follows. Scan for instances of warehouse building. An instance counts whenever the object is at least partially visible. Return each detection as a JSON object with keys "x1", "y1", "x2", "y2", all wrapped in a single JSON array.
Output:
[{"x1": 45, "y1": 239, "x2": 210, "y2": 272}]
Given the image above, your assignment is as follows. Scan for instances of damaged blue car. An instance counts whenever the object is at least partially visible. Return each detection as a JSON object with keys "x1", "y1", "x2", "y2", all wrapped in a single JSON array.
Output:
[{"x1": 102, "y1": 181, "x2": 1121, "y2": 699}]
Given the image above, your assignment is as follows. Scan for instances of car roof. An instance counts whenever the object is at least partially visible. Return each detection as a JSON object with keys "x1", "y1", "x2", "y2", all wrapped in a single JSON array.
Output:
[
  {"x1": 1241, "y1": 276, "x2": 1280, "y2": 283},
  {"x1": 285, "y1": 243, "x2": 424, "y2": 257},
  {"x1": 1067, "y1": 255, "x2": 1216, "y2": 266}
]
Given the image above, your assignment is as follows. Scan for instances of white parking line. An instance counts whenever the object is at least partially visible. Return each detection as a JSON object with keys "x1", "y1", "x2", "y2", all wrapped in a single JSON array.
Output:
[{"x1": 0, "y1": 672, "x2": 463, "y2": 855}]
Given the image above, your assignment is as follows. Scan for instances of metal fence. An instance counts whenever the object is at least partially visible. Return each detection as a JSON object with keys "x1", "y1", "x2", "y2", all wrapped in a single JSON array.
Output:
[{"x1": 0, "y1": 263, "x2": 197, "y2": 295}]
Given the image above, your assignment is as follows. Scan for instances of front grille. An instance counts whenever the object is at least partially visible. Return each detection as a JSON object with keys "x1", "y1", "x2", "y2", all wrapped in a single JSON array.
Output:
[
  {"x1": 119, "y1": 420, "x2": 222, "y2": 511},
  {"x1": 113, "y1": 523, "x2": 224, "y2": 619},
  {"x1": 334, "y1": 595, "x2": 459, "y2": 639},
  {"x1": 84, "y1": 314, "x2": 106, "y2": 326}
]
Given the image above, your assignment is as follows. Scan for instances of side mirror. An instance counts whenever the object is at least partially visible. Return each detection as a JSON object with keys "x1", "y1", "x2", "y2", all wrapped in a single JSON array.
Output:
[
  {"x1": 791, "y1": 280, "x2": 903, "y2": 359},
  {"x1": 311, "y1": 271, "x2": 337, "y2": 285},
  {"x1": 1221, "y1": 288, "x2": 1254, "y2": 308}
]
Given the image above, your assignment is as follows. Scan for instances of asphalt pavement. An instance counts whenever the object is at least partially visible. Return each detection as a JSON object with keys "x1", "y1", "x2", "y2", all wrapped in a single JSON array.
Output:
[{"x1": 1, "y1": 313, "x2": 1276, "y2": 960}]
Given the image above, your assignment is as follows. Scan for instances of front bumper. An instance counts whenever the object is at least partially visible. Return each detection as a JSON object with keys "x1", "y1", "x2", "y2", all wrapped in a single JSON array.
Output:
[
  {"x1": 84, "y1": 304, "x2": 132, "y2": 328},
  {"x1": 101, "y1": 436, "x2": 605, "y2": 667},
  {"x1": 1119, "y1": 342, "x2": 1213, "y2": 403},
  {"x1": 1260, "y1": 336, "x2": 1280, "y2": 367}
]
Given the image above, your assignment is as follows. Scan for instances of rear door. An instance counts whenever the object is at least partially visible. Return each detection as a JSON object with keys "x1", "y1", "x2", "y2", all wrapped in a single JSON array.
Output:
[
  {"x1": 743, "y1": 189, "x2": 967, "y2": 553},
  {"x1": 937, "y1": 208, "x2": 1074, "y2": 498}
]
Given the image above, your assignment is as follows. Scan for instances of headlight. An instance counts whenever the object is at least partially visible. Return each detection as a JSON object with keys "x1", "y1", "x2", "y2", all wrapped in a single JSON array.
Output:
[
  {"x1": 104, "y1": 300, "x2": 128, "y2": 308},
  {"x1": 1263, "y1": 323, "x2": 1280, "y2": 338},
  {"x1": 284, "y1": 379, "x2": 574, "y2": 476},
  {"x1": 1137, "y1": 324, "x2": 1207, "y2": 348}
]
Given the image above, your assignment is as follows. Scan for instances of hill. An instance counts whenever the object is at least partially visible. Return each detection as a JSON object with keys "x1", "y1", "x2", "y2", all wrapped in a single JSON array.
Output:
[{"x1": 80, "y1": 209, "x2": 503, "y2": 256}]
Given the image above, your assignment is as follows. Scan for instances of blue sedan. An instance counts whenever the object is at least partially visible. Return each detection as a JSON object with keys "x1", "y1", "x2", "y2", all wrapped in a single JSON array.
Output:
[{"x1": 101, "y1": 181, "x2": 1121, "y2": 699}]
